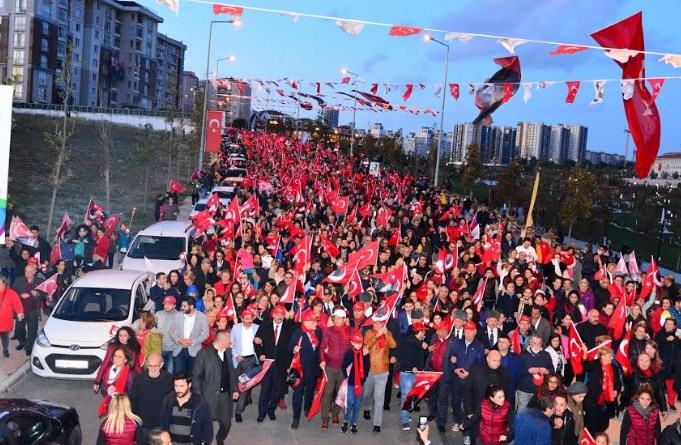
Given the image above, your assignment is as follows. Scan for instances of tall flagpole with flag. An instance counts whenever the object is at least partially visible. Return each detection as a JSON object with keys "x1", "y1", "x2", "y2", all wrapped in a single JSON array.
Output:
[{"x1": 522, "y1": 170, "x2": 540, "y2": 238}]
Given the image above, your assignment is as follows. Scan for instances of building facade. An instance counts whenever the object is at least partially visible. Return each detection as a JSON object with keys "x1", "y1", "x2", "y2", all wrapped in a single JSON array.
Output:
[
  {"x1": 180, "y1": 70, "x2": 198, "y2": 112},
  {"x1": 648, "y1": 152, "x2": 681, "y2": 177},
  {"x1": 516, "y1": 122, "x2": 550, "y2": 160},
  {"x1": 323, "y1": 108, "x2": 338, "y2": 128}
]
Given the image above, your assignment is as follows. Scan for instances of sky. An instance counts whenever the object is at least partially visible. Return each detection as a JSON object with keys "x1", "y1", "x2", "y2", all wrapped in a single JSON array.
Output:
[{"x1": 147, "y1": 0, "x2": 681, "y2": 156}]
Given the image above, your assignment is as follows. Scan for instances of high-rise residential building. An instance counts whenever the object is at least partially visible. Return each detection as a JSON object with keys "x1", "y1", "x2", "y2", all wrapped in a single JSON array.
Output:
[
  {"x1": 563, "y1": 124, "x2": 587, "y2": 163},
  {"x1": 548, "y1": 124, "x2": 569, "y2": 163},
  {"x1": 180, "y1": 70, "x2": 198, "y2": 112},
  {"x1": 0, "y1": 0, "x2": 185, "y2": 110},
  {"x1": 449, "y1": 123, "x2": 516, "y2": 165},
  {"x1": 516, "y1": 122, "x2": 550, "y2": 160},
  {"x1": 585, "y1": 150, "x2": 625, "y2": 166},
  {"x1": 212, "y1": 78, "x2": 251, "y2": 124},
  {"x1": 450, "y1": 122, "x2": 477, "y2": 164},
  {"x1": 323, "y1": 108, "x2": 339, "y2": 128},
  {"x1": 370, "y1": 123, "x2": 386, "y2": 138}
]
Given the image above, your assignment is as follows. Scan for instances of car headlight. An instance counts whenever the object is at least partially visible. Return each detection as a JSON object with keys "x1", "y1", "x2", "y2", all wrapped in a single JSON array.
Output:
[{"x1": 36, "y1": 330, "x2": 51, "y2": 348}]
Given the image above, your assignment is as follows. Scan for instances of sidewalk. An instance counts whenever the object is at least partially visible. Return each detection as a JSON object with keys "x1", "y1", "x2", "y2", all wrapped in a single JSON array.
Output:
[{"x1": 0, "y1": 341, "x2": 33, "y2": 395}]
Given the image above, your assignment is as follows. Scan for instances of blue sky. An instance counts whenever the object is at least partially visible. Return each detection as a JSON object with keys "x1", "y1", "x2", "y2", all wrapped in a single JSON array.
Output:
[{"x1": 149, "y1": 0, "x2": 681, "y2": 155}]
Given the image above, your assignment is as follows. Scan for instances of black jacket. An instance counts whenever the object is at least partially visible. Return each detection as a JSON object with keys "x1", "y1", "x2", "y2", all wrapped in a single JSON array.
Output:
[
  {"x1": 463, "y1": 362, "x2": 513, "y2": 416},
  {"x1": 159, "y1": 393, "x2": 213, "y2": 445},
  {"x1": 129, "y1": 370, "x2": 174, "y2": 429},
  {"x1": 193, "y1": 346, "x2": 238, "y2": 421},
  {"x1": 551, "y1": 410, "x2": 577, "y2": 445},
  {"x1": 398, "y1": 333, "x2": 426, "y2": 372},
  {"x1": 254, "y1": 319, "x2": 295, "y2": 376}
]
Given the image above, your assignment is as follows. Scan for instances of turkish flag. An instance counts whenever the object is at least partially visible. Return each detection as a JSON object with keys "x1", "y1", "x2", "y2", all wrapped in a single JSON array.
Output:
[
  {"x1": 549, "y1": 45, "x2": 588, "y2": 55},
  {"x1": 403, "y1": 84, "x2": 414, "y2": 101},
  {"x1": 206, "y1": 110, "x2": 223, "y2": 153},
  {"x1": 319, "y1": 234, "x2": 339, "y2": 258},
  {"x1": 223, "y1": 293, "x2": 238, "y2": 324},
  {"x1": 287, "y1": 340, "x2": 304, "y2": 388},
  {"x1": 471, "y1": 277, "x2": 488, "y2": 309},
  {"x1": 279, "y1": 270, "x2": 298, "y2": 304},
  {"x1": 580, "y1": 428, "x2": 596, "y2": 445},
  {"x1": 349, "y1": 240, "x2": 379, "y2": 269},
  {"x1": 648, "y1": 78, "x2": 664, "y2": 105},
  {"x1": 348, "y1": 269, "x2": 364, "y2": 300},
  {"x1": 375, "y1": 206, "x2": 392, "y2": 227},
  {"x1": 49, "y1": 242, "x2": 61, "y2": 266},
  {"x1": 594, "y1": 265, "x2": 607, "y2": 281},
  {"x1": 389, "y1": 25, "x2": 422, "y2": 36},
  {"x1": 306, "y1": 371, "x2": 327, "y2": 421},
  {"x1": 371, "y1": 291, "x2": 401, "y2": 322},
  {"x1": 55, "y1": 211, "x2": 72, "y2": 239},
  {"x1": 223, "y1": 197, "x2": 241, "y2": 225},
  {"x1": 639, "y1": 257, "x2": 660, "y2": 300},
  {"x1": 371, "y1": 267, "x2": 406, "y2": 295},
  {"x1": 565, "y1": 81, "x2": 580, "y2": 103},
  {"x1": 341, "y1": 76, "x2": 350, "y2": 84},
  {"x1": 262, "y1": 235, "x2": 280, "y2": 255},
  {"x1": 103, "y1": 213, "x2": 121, "y2": 238},
  {"x1": 402, "y1": 372, "x2": 443, "y2": 411},
  {"x1": 370, "y1": 83, "x2": 378, "y2": 95},
  {"x1": 389, "y1": 224, "x2": 400, "y2": 246},
  {"x1": 331, "y1": 195, "x2": 349, "y2": 214},
  {"x1": 323, "y1": 262, "x2": 356, "y2": 285},
  {"x1": 36, "y1": 274, "x2": 59, "y2": 300},
  {"x1": 85, "y1": 199, "x2": 106, "y2": 223},
  {"x1": 568, "y1": 322, "x2": 584, "y2": 375},
  {"x1": 586, "y1": 339, "x2": 612, "y2": 361},
  {"x1": 212, "y1": 3, "x2": 244, "y2": 16},
  {"x1": 168, "y1": 179, "x2": 184, "y2": 194},
  {"x1": 206, "y1": 193, "x2": 222, "y2": 216},
  {"x1": 592, "y1": 12, "x2": 661, "y2": 179},
  {"x1": 501, "y1": 83, "x2": 514, "y2": 103},
  {"x1": 359, "y1": 201, "x2": 372, "y2": 219},
  {"x1": 448, "y1": 83, "x2": 460, "y2": 100},
  {"x1": 482, "y1": 236, "x2": 502, "y2": 264},
  {"x1": 240, "y1": 194, "x2": 259, "y2": 217},
  {"x1": 238, "y1": 359, "x2": 275, "y2": 392}
]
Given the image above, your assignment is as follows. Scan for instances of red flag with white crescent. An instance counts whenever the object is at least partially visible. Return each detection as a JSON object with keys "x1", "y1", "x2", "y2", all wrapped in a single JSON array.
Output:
[
  {"x1": 206, "y1": 110, "x2": 223, "y2": 153},
  {"x1": 238, "y1": 359, "x2": 274, "y2": 392},
  {"x1": 616, "y1": 329, "x2": 632, "y2": 376},
  {"x1": 212, "y1": 3, "x2": 244, "y2": 16},
  {"x1": 401, "y1": 371, "x2": 443, "y2": 411},
  {"x1": 586, "y1": 339, "x2": 613, "y2": 361},
  {"x1": 388, "y1": 25, "x2": 422, "y2": 37},
  {"x1": 639, "y1": 257, "x2": 660, "y2": 300},
  {"x1": 320, "y1": 234, "x2": 340, "y2": 258},
  {"x1": 306, "y1": 371, "x2": 327, "y2": 421},
  {"x1": 350, "y1": 240, "x2": 379, "y2": 270},
  {"x1": 580, "y1": 427, "x2": 596, "y2": 445},
  {"x1": 371, "y1": 291, "x2": 401, "y2": 323},
  {"x1": 36, "y1": 274, "x2": 59, "y2": 300},
  {"x1": 348, "y1": 269, "x2": 363, "y2": 300},
  {"x1": 103, "y1": 213, "x2": 121, "y2": 238},
  {"x1": 565, "y1": 81, "x2": 581, "y2": 103},
  {"x1": 568, "y1": 322, "x2": 584, "y2": 375},
  {"x1": 331, "y1": 196, "x2": 349, "y2": 214},
  {"x1": 471, "y1": 277, "x2": 488, "y2": 309},
  {"x1": 607, "y1": 293, "x2": 627, "y2": 339}
]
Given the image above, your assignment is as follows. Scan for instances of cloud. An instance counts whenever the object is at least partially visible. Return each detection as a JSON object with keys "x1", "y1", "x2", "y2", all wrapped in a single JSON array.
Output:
[{"x1": 362, "y1": 53, "x2": 388, "y2": 73}]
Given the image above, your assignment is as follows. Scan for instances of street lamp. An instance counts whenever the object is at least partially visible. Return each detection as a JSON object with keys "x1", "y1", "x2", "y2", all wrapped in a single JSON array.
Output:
[
  {"x1": 198, "y1": 19, "x2": 241, "y2": 171},
  {"x1": 215, "y1": 55, "x2": 237, "y2": 79},
  {"x1": 424, "y1": 34, "x2": 450, "y2": 187},
  {"x1": 341, "y1": 68, "x2": 359, "y2": 157}
]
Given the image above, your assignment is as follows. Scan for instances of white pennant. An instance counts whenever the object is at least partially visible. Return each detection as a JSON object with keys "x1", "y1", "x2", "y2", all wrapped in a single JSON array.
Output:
[
  {"x1": 659, "y1": 54, "x2": 681, "y2": 68},
  {"x1": 522, "y1": 83, "x2": 532, "y2": 103},
  {"x1": 468, "y1": 84, "x2": 476, "y2": 95},
  {"x1": 621, "y1": 80, "x2": 635, "y2": 100},
  {"x1": 590, "y1": 80, "x2": 605, "y2": 105},
  {"x1": 336, "y1": 20, "x2": 364, "y2": 36},
  {"x1": 444, "y1": 32, "x2": 473, "y2": 42},
  {"x1": 604, "y1": 49, "x2": 639, "y2": 63},
  {"x1": 156, "y1": 0, "x2": 179, "y2": 14},
  {"x1": 537, "y1": 81, "x2": 554, "y2": 89},
  {"x1": 280, "y1": 12, "x2": 300, "y2": 22},
  {"x1": 433, "y1": 84, "x2": 442, "y2": 97},
  {"x1": 497, "y1": 38, "x2": 528, "y2": 54}
]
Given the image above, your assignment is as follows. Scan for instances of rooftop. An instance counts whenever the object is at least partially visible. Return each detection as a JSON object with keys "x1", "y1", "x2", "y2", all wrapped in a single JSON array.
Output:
[{"x1": 657, "y1": 152, "x2": 681, "y2": 159}]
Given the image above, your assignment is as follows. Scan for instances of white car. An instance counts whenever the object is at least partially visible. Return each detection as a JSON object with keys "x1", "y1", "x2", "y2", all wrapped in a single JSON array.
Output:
[
  {"x1": 120, "y1": 221, "x2": 194, "y2": 274},
  {"x1": 189, "y1": 197, "x2": 230, "y2": 218},
  {"x1": 210, "y1": 186, "x2": 237, "y2": 201},
  {"x1": 31, "y1": 269, "x2": 152, "y2": 379}
]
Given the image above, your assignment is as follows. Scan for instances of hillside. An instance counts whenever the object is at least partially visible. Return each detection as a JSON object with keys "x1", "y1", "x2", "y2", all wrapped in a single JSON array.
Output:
[{"x1": 8, "y1": 113, "x2": 196, "y2": 233}]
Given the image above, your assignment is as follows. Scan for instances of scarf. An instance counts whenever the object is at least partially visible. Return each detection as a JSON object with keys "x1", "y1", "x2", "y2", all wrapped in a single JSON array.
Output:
[
  {"x1": 376, "y1": 331, "x2": 386, "y2": 349},
  {"x1": 640, "y1": 367, "x2": 652, "y2": 377},
  {"x1": 302, "y1": 325, "x2": 319, "y2": 349},
  {"x1": 353, "y1": 348, "x2": 364, "y2": 396},
  {"x1": 632, "y1": 400, "x2": 653, "y2": 419},
  {"x1": 552, "y1": 259, "x2": 563, "y2": 279},
  {"x1": 98, "y1": 365, "x2": 130, "y2": 417},
  {"x1": 598, "y1": 362, "x2": 615, "y2": 404}
]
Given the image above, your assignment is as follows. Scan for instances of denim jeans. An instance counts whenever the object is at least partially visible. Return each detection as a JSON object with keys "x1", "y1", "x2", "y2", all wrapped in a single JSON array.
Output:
[
  {"x1": 162, "y1": 351, "x2": 174, "y2": 374},
  {"x1": 399, "y1": 371, "x2": 417, "y2": 424},
  {"x1": 173, "y1": 348, "x2": 195, "y2": 374},
  {"x1": 345, "y1": 388, "x2": 362, "y2": 425}
]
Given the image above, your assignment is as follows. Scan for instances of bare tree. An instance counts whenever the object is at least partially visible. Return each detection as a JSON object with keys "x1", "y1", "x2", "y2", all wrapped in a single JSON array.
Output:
[
  {"x1": 132, "y1": 124, "x2": 159, "y2": 211},
  {"x1": 97, "y1": 93, "x2": 114, "y2": 213},
  {"x1": 45, "y1": 42, "x2": 76, "y2": 235}
]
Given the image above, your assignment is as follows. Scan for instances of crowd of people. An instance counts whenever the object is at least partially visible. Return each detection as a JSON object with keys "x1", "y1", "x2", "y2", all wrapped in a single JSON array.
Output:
[{"x1": 5, "y1": 127, "x2": 681, "y2": 445}]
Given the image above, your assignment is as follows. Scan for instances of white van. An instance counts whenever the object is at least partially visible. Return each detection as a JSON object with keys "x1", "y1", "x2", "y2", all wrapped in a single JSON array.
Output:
[
  {"x1": 31, "y1": 269, "x2": 152, "y2": 379},
  {"x1": 120, "y1": 221, "x2": 193, "y2": 274}
]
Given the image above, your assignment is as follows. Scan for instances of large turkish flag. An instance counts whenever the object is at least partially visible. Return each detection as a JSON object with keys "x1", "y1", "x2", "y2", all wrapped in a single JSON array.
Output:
[{"x1": 205, "y1": 110, "x2": 223, "y2": 153}]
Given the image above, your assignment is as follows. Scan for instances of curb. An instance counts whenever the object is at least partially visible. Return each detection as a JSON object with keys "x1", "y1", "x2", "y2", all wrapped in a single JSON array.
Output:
[{"x1": 0, "y1": 361, "x2": 31, "y2": 396}]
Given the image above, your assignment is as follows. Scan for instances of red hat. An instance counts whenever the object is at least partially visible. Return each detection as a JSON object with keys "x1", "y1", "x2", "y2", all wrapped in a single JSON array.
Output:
[
  {"x1": 27, "y1": 257, "x2": 38, "y2": 265},
  {"x1": 163, "y1": 296, "x2": 176, "y2": 306},
  {"x1": 302, "y1": 310, "x2": 317, "y2": 323},
  {"x1": 272, "y1": 305, "x2": 287, "y2": 316},
  {"x1": 352, "y1": 301, "x2": 365, "y2": 312},
  {"x1": 434, "y1": 319, "x2": 451, "y2": 332},
  {"x1": 519, "y1": 315, "x2": 531, "y2": 324},
  {"x1": 246, "y1": 303, "x2": 258, "y2": 312},
  {"x1": 351, "y1": 331, "x2": 364, "y2": 344},
  {"x1": 241, "y1": 309, "x2": 255, "y2": 318},
  {"x1": 411, "y1": 321, "x2": 428, "y2": 332},
  {"x1": 464, "y1": 321, "x2": 477, "y2": 331}
]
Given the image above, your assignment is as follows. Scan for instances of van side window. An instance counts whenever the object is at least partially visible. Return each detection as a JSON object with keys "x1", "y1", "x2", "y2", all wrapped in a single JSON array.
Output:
[{"x1": 133, "y1": 286, "x2": 147, "y2": 320}]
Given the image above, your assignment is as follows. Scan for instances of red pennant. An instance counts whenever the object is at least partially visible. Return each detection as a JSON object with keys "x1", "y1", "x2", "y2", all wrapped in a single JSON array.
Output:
[
  {"x1": 212, "y1": 4, "x2": 244, "y2": 16},
  {"x1": 567, "y1": 322, "x2": 584, "y2": 375},
  {"x1": 403, "y1": 84, "x2": 414, "y2": 101},
  {"x1": 370, "y1": 83, "x2": 378, "y2": 95},
  {"x1": 448, "y1": 83, "x2": 459, "y2": 100},
  {"x1": 616, "y1": 329, "x2": 632, "y2": 376},
  {"x1": 341, "y1": 76, "x2": 350, "y2": 84},
  {"x1": 388, "y1": 25, "x2": 422, "y2": 37},
  {"x1": 648, "y1": 78, "x2": 664, "y2": 105},
  {"x1": 549, "y1": 45, "x2": 588, "y2": 55},
  {"x1": 565, "y1": 81, "x2": 580, "y2": 103},
  {"x1": 276, "y1": 89, "x2": 286, "y2": 97},
  {"x1": 501, "y1": 83, "x2": 514, "y2": 103}
]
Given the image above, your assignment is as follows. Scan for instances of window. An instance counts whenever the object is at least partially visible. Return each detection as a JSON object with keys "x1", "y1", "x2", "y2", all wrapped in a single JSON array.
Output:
[
  {"x1": 73, "y1": 67, "x2": 78, "y2": 75},
  {"x1": 13, "y1": 32, "x2": 25, "y2": 47},
  {"x1": 94, "y1": 31, "x2": 99, "y2": 39},
  {"x1": 73, "y1": 7, "x2": 82, "y2": 18},
  {"x1": 57, "y1": 42, "x2": 65, "y2": 55},
  {"x1": 103, "y1": 35, "x2": 110, "y2": 47},
  {"x1": 37, "y1": 86, "x2": 47, "y2": 101},
  {"x1": 38, "y1": 71, "x2": 48, "y2": 85},
  {"x1": 92, "y1": 73, "x2": 96, "y2": 81},
  {"x1": 114, "y1": 23, "x2": 121, "y2": 35},
  {"x1": 5, "y1": 414, "x2": 48, "y2": 443},
  {"x1": 104, "y1": 21, "x2": 111, "y2": 32},
  {"x1": 40, "y1": 3, "x2": 51, "y2": 17},
  {"x1": 14, "y1": 16, "x2": 26, "y2": 30},
  {"x1": 135, "y1": 41, "x2": 141, "y2": 51},
  {"x1": 58, "y1": 8, "x2": 67, "y2": 20},
  {"x1": 73, "y1": 52, "x2": 79, "y2": 62},
  {"x1": 96, "y1": 1, "x2": 101, "y2": 10},
  {"x1": 91, "y1": 87, "x2": 96, "y2": 95},
  {"x1": 74, "y1": 38, "x2": 80, "y2": 47},
  {"x1": 105, "y1": 7, "x2": 112, "y2": 18},
  {"x1": 13, "y1": 84, "x2": 23, "y2": 99},
  {"x1": 129, "y1": 40, "x2": 133, "y2": 49},
  {"x1": 41, "y1": 22, "x2": 49, "y2": 35},
  {"x1": 75, "y1": 23, "x2": 81, "y2": 32},
  {"x1": 41, "y1": 38, "x2": 48, "y2": 52},
  {"x1": 92, "y1": 58, "x2": 98, "y2": 68},
  {"x1": 12, "y1": 50, "x2": 25, "y2": 64},
  {"x1": 145, "y1": 43, "x2": 151, "y2": 57},
  {"x1": 114, "y1": 37, "x2": 120, "y2": 48},
  {"x1": 58, "y1": 26, "x2": 66, "y2": 38},
  {"x1": 94, "y1": 45, "x2": 99, "y2": 53},
  {"x1": 110, "y1": 91, "x2": 117, "y2": 102},
  {"x1": 40, "y1": 55, "x2": 48, "y2": 68},
  {"x1": 15, "y1": 0, "x2": 27, "y2": 11},
  {"x1": 95, "y1": 16, "x2": 101, "y2": 25}
]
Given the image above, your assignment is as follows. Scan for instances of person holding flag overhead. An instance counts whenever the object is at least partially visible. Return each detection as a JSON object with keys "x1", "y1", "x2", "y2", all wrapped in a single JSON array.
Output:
[{"x1": 288, "y1": 310, "x2": 322, "y2": 430}]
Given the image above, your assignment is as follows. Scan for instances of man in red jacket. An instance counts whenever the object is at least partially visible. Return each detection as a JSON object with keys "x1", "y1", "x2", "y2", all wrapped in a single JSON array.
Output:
[{"x1": 319, "y1": 307, "x2": 351, "y2": 429}]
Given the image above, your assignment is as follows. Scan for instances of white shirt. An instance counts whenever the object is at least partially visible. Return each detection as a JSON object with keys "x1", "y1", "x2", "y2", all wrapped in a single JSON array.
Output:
[
  {"x1": 241, "y1": 324, "x2": 255, "y2": 356},
  {"x1": 487, "y1": 327, "x2": 498, "y2": 345},
  {"x1": 106, "y1": 366, "x2": 121, "y2": 385},
  {"x1": 215, "y1": 346, "x2": 225, "y2": 361},
  {"x1": 273, "y1": 321, "x2": 282, "y2": 345},
  {"x1": 183, "y1": 312, "x2": 196, "y2": 340}
]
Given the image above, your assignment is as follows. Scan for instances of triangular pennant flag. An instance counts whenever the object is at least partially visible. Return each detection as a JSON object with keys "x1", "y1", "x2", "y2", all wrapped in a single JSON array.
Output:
[
  {"x1": 388, "y1": 25, "x2": 422, "y2": 37},
  {"x1": 549, "y1": 45, "x2": 588, "y2": 55},
  {"x1": 336, "y1": 20, "x2": 364, "y2": 36},
  {"x1": 448, "y1": 83, "x2": 459, "y2": 100},
  {"x1": 620, "y1": 79, "x2": 635, "y2": 100},
  {"x1": 658, "y1": 54, "x2": 681, "y2": 68},
  {"x1": 433, "y1": 84, "x2": 442, "y2": 97},
  {"x1": 444, "y1": 32, "x2": 473, "y2": 42},
  {"x1": 565, "y1": 81, "x2": 580, "y2": 103},
  {"x1": 537, "y1": 81, "x2": 554, "y2": 89},
  {"x1": 648, "y1": 78, "x2": 664, "y2": 105},
  {"x1": 212, "y1": 4, "x2": 244, "y2": 16},
  {"x1": 590, "y1": 80, "x2": 605, "y2": 105},
  {"x1": 497, "y1": 38, "x2": 527, "y2": 54},
  {"x1": 522, "y1": 83, "x2": 532, "y2": 103},
  {"x1": 403, "y1": 84, "x2": 414, "y2": 101},
  {"x1": 501, "y1": 83, "x2": 514, "y2": 103},
  {"x1": 370, "y1": 83, "x2": 378, "y2": 95},
  {"x1": 604, "y1": 49, "x2": 639, "y2": 63}
]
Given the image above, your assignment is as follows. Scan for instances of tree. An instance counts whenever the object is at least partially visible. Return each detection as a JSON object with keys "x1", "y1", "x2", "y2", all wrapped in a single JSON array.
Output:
[
  {"x1": 558, "y1": 165, "x2": 597, "y2": 239},
  {"x1": 494, "y1": 159, "x2": 525, "y2": 208},
  {"x1": 45, "y1": 42, "x2": 76, "y2": 235},
  {"x1": 132, "y1": 124, "x2": 161, "y2": 211},
  {"x1": 462, "y1": 143, "x2": 483, "y2": 196},
  {"x1": 97, "y1": 93, "x2": 114, "y2": 213}
]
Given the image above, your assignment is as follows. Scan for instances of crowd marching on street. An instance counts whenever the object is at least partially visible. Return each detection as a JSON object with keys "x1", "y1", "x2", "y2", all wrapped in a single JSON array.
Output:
[{"x1": 4, "y1": 127, "x2": 681, "y2": 445}]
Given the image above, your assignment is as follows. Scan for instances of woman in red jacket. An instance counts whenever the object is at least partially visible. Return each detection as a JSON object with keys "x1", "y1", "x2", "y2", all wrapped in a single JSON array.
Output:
[
  {"x1": 463, "y1": 384, "x2": 514, "y2": 445},
  {"x1": 94, "y1": 327, "x2": 141, "y2": 387},
  {"x1": 96, "y1": 394, "x2": 144, "y2": 445},
  {"x1": 620, "y1": 384, "x2": 661, "y2": 445},
  {"x1": 0, "y1": 276, "x2": 24, "y2": 358}
]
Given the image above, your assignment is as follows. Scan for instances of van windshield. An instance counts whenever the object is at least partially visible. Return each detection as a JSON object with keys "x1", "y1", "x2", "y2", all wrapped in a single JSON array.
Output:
[
  {"x1": 52, "y1": 288, "x2": 131, "y2": 321},
  {"x1": 127, "y1": 235, "x2": 185, "y2": 260}
]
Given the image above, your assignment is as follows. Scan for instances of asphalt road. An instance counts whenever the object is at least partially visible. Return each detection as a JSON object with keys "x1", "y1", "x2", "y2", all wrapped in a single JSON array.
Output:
[{"x1": 5, "y1": 373, "x2": 462, "y2": 445}]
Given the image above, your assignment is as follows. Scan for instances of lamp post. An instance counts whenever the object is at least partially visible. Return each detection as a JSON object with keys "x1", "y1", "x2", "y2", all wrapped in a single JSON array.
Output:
[
  {"x1": 341, "y1": 68, "x2": 358, "y2": 157},
  {"x1": 198, "y1": 19, "x2": 241, "y2": 171},
  {"x1": 424, "y1": 35, "x2": 449, "y2": 187},
  {"x1": 215, "y1": 55, "x2": 236, "y2": 79}
]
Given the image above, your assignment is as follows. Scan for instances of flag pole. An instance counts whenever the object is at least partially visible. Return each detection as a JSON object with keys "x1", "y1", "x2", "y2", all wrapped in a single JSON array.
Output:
[{"x1": 129, "y1": 207, "x2": 137, "y2": 234}]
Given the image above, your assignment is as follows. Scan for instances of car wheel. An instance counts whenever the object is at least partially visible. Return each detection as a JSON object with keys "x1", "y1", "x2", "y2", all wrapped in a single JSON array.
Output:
[{"x1": 67, "y1": 424, "x2": 82, "y2": 445}]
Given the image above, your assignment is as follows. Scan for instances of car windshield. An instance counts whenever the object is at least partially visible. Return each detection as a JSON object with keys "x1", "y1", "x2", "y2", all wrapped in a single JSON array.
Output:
[
  {"x1": 193, "y1": 203, "x2": 207, "y2": 212},
  {"x1": 52, "y1": 287, "x2": 131, "y2": 321},
  {"x1": 127, "y1": 235, "x2": 185, "y2": 260},
  {"x1": 225, "y1": 169, "x2": 247, "y2": 178},
  {"x1": 215, "y1": 190, "x2": 236, "y2": 200}
]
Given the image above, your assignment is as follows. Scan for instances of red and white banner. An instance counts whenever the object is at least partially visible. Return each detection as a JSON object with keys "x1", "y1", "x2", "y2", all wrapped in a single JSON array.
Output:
[{"x1": 206, "y1": 110, "x2": 224, "y2": 153}]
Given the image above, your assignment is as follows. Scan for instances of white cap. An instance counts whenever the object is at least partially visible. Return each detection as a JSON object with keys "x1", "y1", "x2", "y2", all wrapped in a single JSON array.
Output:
[{"x1": 332, "y1": 308, "x2": 347, "y2": 318}]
